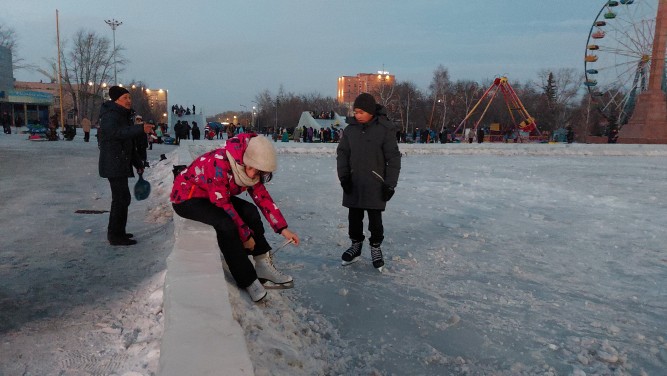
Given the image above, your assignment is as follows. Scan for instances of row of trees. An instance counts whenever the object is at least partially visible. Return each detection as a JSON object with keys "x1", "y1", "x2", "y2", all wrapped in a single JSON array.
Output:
[
  {"x1": 40, "y1": 29, "x2": 163, "y2": 123},
  {"x1": 236, "y1": 66, "x2": 603, "y2": 142},
  {"x1": 2, "y1": 22, "x2": 161, "y2": 124},
  {"x1": 5, "y1": 21, "x2": 607, "y2": 140}
]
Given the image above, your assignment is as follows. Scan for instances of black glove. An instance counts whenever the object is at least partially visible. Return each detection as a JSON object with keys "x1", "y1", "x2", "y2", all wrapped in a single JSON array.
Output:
[
  {"x1": 340, "y1": 177, "x2": 352, "y2": 194},
  {"x1": 382, "y1": 184, "x2": 395, "y2": 201}
]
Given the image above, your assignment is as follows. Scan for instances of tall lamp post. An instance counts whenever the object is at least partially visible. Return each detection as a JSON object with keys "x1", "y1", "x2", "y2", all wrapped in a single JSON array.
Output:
[
  {"x1": 104, "y1": 18, "x2": 122, "y2": 85},
  {"x1": 251, "y1": 100, "x2": 260, "y2": 133},
  {"x1": 240, "y1": 104, "x2": 248, "y2": 128},
  {"x1": 252, "y1": 106, "x2": 257, "y2": 132}
]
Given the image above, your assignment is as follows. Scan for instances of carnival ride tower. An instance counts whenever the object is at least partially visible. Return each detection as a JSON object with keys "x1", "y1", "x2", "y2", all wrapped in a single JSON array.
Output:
[{"x1": 619, "y1": 0, "x2": 667, "y2": 143}]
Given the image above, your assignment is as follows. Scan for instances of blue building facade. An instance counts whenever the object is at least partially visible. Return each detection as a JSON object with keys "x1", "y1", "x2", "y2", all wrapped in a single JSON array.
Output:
[{"x1": 0, "y1": 46, "x2": 53, "y2": 128}]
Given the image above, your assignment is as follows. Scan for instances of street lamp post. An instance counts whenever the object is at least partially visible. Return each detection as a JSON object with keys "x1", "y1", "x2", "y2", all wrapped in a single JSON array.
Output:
[
  {"x1": 251, "y1": 100, "x2": 260, "y2": 133},
  {"x1": 240, "y1": 104, "x2": 248, "y2": 128},
  {"x1": 104, "y1": 18, "x2": 122, "y2": 85},
  {"x1": 252, "y1": 106, "x2": 257, "y2": 132}
]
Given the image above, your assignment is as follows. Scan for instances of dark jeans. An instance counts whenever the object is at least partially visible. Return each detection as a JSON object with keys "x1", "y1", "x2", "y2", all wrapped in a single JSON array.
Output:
[
  {"x1": 348, "y1": 208, "x2": 384, "y2": 245},
  {"x1": 84, "y1": 131, "x2": 90, "y2": 142},
  {"x1": 107, "y1": 177, "x2": 131, "y2": 240},
  {"x1": 172, "y1": 197, "x2": 271, "y2": 288}
]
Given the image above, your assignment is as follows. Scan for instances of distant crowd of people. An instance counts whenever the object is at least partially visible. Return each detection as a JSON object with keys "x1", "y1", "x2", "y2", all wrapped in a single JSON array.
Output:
[
  {"x1": 310, "y1": 110, "x2": 336, "y2": 120},
  {"x1": 1, "y1": 112, "x2": 23, "y2": 134},
  {"x1": 269, "y1": 125, "x2": 343, "y2": 143},
  {"x1": 172, "y1": 120, "x2": 201, "y2": 144},
  {"x1": 171, "y1": 104, "x2": 196, "y2": 116}
]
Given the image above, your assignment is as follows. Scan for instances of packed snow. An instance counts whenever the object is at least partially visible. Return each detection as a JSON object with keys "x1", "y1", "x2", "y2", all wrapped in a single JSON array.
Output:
[{"x1": 1, "y1": 134, "x2": 666, "y2": 375}]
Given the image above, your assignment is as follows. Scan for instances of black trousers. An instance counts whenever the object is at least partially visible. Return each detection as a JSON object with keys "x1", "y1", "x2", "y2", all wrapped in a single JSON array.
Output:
[
  {"x1": 84, "y1": 131, "x2": 90, "y2": 142},
  {"x1": 172, "y1": 197, "x2": 271, "y2": 288},
  {"x1": 107, "y1": 177, "x2": 131, "y2": 239},
  {"x1": 348, "y1": 208, "x2": 384, "y2": 245}
]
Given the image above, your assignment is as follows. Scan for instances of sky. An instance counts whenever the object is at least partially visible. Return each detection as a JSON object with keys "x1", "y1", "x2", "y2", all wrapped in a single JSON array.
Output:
[
  {"x1": 4, "y1": 1, "x2": 612, "y2": 116},
  {"x1": 3, "y1": 133, "x2": 666, "y2": 375}
]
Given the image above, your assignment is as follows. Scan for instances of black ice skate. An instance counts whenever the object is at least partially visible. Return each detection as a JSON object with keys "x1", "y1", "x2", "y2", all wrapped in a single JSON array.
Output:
[
  {"x1": 370, "y1": 243, "x2": 384, "y2": 273},
  {"x1": 341, "y1": 240, "x2": 363, "y2": 266}
]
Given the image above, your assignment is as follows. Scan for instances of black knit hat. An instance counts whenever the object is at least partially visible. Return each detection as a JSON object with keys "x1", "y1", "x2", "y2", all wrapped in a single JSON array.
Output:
[
  {"x1": 353, "y1": 93, "x2": 377, "y2": 115},
  {"x1": 109, "y1": 86, "x2": 129, "y2": 101}
]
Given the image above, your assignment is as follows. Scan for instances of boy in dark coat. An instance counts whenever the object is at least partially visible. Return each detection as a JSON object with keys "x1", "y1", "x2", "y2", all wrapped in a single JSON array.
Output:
[
  {"x1": 98, "y1": 86, "x2": 154, "y2": 246},
  {"x1": 336, "y1": 93, "x2": 401, "y2": 272}
]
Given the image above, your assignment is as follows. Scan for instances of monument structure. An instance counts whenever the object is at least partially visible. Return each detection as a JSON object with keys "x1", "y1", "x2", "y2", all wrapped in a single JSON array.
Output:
[{"x1": 619, "y1": 1, "x2": 667, "y2": 143}]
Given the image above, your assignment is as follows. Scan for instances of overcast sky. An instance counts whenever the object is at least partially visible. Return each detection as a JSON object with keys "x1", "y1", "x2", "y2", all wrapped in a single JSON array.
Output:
[{"x1": 4, "y1": 1, "x2": 610, "y2": 116}]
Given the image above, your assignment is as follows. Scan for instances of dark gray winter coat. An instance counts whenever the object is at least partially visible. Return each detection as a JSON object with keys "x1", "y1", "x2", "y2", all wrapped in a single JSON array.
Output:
[
  {"x1": 336, "y1": 106, "x2": 401, "y2": 210},
  {"x1": 98, "y1": 100, "x2": 144, "y2": 179}
]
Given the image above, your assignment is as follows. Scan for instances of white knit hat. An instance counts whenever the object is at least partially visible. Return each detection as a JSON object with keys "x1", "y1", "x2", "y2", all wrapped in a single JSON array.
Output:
[{"x1": 243, "y1": 135, "x2": 277, "y2": 172}]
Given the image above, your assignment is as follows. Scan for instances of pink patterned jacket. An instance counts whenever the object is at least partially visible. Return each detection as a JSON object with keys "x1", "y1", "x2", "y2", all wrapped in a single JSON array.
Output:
[{"x1": 170, "y1": 133, "x2": 287, "y2": 241}]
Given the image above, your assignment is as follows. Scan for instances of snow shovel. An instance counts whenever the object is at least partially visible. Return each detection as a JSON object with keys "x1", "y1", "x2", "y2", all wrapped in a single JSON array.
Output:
[{"x1": 134, "y1": 173, "x2": 151, "y2": 201}]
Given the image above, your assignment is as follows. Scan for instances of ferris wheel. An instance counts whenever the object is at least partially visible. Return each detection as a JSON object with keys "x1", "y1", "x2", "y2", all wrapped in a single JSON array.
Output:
[{"x1": 584, "y1": 0, "x2": 659, "y2": 126}]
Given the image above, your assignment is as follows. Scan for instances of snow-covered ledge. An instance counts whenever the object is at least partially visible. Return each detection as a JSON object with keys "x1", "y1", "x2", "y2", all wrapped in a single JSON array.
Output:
[{"x1": 159, "y1": 146, "x2": 254, "y2": 376}]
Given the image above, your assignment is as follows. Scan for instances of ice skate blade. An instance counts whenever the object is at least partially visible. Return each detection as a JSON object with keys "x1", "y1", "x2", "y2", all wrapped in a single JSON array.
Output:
[
  {"x1": 375, "y1": 266, "x2": 384, "y2": 273},
  {"x1": 259, "y1": 279, "x2": 294, "y2": 289},
  {"x1": 341, "y1": 256, "x2": 361, "y2": 266}
]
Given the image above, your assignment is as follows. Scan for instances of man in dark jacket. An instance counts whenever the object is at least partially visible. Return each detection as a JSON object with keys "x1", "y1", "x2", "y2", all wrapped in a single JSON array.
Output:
[
  {"x1": 337, "y1": 93, "x2": 401, "y2": 272},
  {"x1": 98, "y1": 86, "x2": 154, "y2": 246},
  {"x1": 133, "y1": 114, "x2": 149, "y2": 167}
]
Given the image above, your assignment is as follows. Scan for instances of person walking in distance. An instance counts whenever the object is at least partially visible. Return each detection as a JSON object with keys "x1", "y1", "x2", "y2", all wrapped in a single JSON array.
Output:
[
  {"x1": 171, "y1": 133, "x2": 300, "y2": 302},
  {"x1": 337, "y1": 93, "x2": 401, "y2": 272},
  {"x1": 98, "y1": 86, "x2": 154, "y2": 246},
  {"x1": 81, "y1": 116, "x2": 92, "y2": 142}
]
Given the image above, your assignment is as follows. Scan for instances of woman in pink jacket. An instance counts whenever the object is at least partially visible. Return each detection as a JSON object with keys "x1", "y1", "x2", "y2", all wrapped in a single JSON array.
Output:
[{"x1": 171, "y1": 133, "x2": 300, "y2": 302}]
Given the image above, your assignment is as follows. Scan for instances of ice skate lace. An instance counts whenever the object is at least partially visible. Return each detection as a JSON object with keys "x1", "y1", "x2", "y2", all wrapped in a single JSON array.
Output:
[
  {"x1": 343, "y1": 242, "x2": 362, "y2": 258},
  {"x1": 265, "y1": 254, "x2": 288, "y2": 277},
  {"x1": 370, "y1": 246, "x2": 383, "y2": 263}
]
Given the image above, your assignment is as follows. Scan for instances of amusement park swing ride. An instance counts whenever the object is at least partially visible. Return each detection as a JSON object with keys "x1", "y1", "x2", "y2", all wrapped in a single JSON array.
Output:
[
  {"x1": 453, "y1": 76, "x2": 540, "y2": 143},
  {"x1": 457, "y1": 0, "x2": 665, "y2": 143}
]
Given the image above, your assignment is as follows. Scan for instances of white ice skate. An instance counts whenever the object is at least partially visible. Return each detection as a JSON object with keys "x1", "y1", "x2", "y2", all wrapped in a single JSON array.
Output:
[
  {"x1": 246, "y1": 279, "x2": 267, "y2": 302},
  {"x1": 254, "y1": 253, "x2": 294, "y2": 289}
]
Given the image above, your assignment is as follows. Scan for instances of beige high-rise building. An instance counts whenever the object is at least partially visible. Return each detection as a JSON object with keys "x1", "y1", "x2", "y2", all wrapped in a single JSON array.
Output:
[{"x1": 337, "y1": 71, "x2": 395, "y2": 107}]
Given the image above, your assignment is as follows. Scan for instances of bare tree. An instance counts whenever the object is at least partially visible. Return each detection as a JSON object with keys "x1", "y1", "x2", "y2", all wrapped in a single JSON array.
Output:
[
  {"x1": 253, "y1": 89, "x2": 275, "y2": 132},
  {"x1": 251, "y1": 86, "x2": 346, "y2": 133},
  {"x1": 427, "y1": 64, "x2": 452, "y2": 130},
  {"x1": 0, "y1": 22, "x2": 34, "y2": 71},
  {"x1": 368, "y1": 75, "x2": 396, "y2": 108},
  {"x1": 391, "y1": 81, "x2": 425, "y2": 134},
  {"x1": 56, "y1": 29, "x2": 124, "y2": 121},
  {"x1": 66, "y1": 29, "x2": 118, "y2": 120},
  {"x1": 36, "y1": 59, "x2": 58, "y2": 83},
  {"x1": 450, "y1": 80, "x2": 481, "y2": 132}
]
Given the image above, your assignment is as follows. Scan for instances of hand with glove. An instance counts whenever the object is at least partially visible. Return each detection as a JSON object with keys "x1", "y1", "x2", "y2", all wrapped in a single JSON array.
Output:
[
  {"x1": 340, "y1": 176, "x2": 352, "y2": 194},
  {"x1": 382, "y1": 183, "x2": 395, "y2": 201}
]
